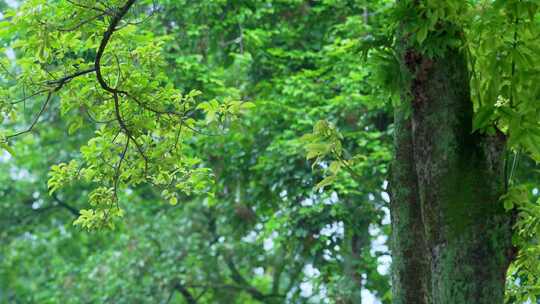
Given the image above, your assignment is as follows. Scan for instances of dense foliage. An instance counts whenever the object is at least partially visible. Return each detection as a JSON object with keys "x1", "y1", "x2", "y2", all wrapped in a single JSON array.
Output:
[{"x1": 0, "y1": 0, "x2": 539, "y2": 303}]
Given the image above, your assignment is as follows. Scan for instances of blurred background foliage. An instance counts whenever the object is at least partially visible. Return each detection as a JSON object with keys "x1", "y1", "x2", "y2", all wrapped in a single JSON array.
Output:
[{"x1": 0, "y1": 0, "x2": 395, "y2": 303}]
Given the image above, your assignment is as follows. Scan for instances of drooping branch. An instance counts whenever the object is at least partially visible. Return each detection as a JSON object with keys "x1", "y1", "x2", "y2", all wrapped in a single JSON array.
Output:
[
  {"x1": 91, "y1": 0, "x2": 151, "y2": 185},
  {"x1": 6, "y1": 91, "x2": 53, "y2": 139},
  {"x1": 7, "y1": 68, "x2": 97, "y2": 139}
]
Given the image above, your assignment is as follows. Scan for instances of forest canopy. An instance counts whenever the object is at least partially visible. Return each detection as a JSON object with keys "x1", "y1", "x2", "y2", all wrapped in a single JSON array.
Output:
[{"x1": 0, "y1": 0, "x2": 539, "y2": 303}]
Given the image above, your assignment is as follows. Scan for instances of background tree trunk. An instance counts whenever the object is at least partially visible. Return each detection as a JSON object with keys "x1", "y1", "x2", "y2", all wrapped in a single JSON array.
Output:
[
  {"x1": 343, "y1": 212, "x2": 371, "y2": 304},
  {"x1": 390, "y1": 28, "x2": 515, "y2": 304}
]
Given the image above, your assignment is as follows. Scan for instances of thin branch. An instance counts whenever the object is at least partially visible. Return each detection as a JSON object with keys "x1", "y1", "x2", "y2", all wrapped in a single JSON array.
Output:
[
  {"x1": 123, "y1": 91, "x2": 184, "y2": 116},
  {"x1": 509, "y1": 4, "x2": 520, "y2": 108},
  {"x1": 0, "y1": 61, "x2": 16, "y2": 80},
  {"x1": 113, "y1": 92, "x2": 149, "y2": 175},
  {"x1": 57, "y1": 12, "x2": 106, "y2": 32},
  {"x1": 84, "y1": 107, "x2": 116, "y2": 124},
  {"x1": 9, "y1": 89, "x2": 49, "y2": 105},
  {"x1": 113, "y1": 136, "x2": 130, "y2": 200},
  {"x1": 51, "y1": 193, "x2": 80, "y2": 217},
  {"x1": 7, "y1": 91, "x2": 53, "y2": 139},
  {"x1": 179, "y1": 117, "x2": 221, "y2": 137},
  {"x1": 119, "y1": 6, "x2": 160, "y2": 28},
  {"x1": 7, "y1": 67, "x2": 96, "y2": 139},
  {"x1": 45, "y1": 68, "x2": 96, "y2": 89}
]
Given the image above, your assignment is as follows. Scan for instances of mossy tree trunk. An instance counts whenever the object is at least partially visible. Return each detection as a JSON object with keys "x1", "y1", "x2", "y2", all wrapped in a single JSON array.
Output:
[
  {"x1": 390, "y1": 105, "x2": 431, "y2": 304},
  {"x1": 389, "y1": 22, "x2": 515, "y2": 304}
]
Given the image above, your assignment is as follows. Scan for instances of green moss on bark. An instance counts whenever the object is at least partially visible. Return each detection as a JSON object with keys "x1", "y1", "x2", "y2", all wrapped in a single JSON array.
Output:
[
  {"x1": 390, "y1": 106, "x2": 431, "y2": 304},
  {"x1": 391, "y1": 33, "x2": 513, "y2": 304}
]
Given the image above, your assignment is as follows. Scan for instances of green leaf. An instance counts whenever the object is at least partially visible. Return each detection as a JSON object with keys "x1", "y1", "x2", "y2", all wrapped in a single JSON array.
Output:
[
  {"x1": 416, "y1": 25, "x2": 428, "y2": 44},
  {"x1": 504, "y1": 199, "x2": 514, "y2": 211},
  {"x1": 473, "y1": 106, "x2": 495, "y2": 132},
  {"x1": 0, "y1": 142, "x2": 15, "y2": 156},
  {"x1": 315, "y1": 175, "x2": 336, "y2": 190},
  {"x1": 329, "y1": 161, "x2": 341, "y2": 175}
]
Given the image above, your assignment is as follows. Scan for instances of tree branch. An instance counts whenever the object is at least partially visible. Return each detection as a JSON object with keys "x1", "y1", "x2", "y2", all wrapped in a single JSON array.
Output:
[
  {"x1": 7, "y1": 68, "x2": 96, "y2": 139},
  {"x1": 173, "y1": 282, "x2": 197, "y2": 304},
  {"x1": 45, "y1": 68, "x2": 96, "y2": 89},
  {"x1": 7, "y1": 91, "x2": 53, "y2": 139},
  {"x1": 51, "y1": 193, "x2": 80, "y2": 217},
  {"x1": 94, "y1": 0, "x2": 137, "y2": 94},
  {"x1": 223, "y1": 255, "x2": 269, "y2": 302}
]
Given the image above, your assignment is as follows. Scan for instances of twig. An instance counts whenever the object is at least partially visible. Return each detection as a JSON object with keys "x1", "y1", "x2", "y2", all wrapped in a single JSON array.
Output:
[
  {"x1": 113, "y1": 136, "x2": 130, "y2": 200},
  {"x1": 7, "y1": 91, "x2": 53, "y2": 139}
]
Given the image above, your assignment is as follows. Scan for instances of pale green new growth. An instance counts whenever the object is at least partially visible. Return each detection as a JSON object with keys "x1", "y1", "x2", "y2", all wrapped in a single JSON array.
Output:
[{"x1": 0, "y1": 0, "x2": 249, "y2": 229}]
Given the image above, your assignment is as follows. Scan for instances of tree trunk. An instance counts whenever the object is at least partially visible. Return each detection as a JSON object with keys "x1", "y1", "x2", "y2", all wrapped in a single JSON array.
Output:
[
  {"x1": 390, "y1": 26, "x2": 514, "y2": 304},
  {"x1": 343, "y1": 214, "x2": 370, "y2": 304},
  {"x1": 390, "y1": 105, "x2": 431, "y2": 304}
]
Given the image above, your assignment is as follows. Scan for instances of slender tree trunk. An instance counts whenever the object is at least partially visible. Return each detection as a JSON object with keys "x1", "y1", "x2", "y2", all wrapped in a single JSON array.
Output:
[
  {"x1": 390, "y1": 20, "x2": 515, "y2": 304},
  {"x1": 343, "y1": 215, "x2": 369, "y2": 304}
]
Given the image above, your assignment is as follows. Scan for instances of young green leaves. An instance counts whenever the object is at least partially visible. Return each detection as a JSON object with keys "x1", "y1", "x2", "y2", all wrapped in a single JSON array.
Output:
[{"x1": 0, "y1": 0, "x2": 247, "y2": 229}]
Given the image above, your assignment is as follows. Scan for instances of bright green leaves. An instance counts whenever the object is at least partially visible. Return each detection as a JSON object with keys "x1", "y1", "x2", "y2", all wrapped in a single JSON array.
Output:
[
  {"x1": 302, "y1": 118, "x2": 391, "y2": 191},
  {"x1": 48, "y1": 160, "x2": 80, "y2": 196},
  {"x1": 0, "y1": 0, "x2": 253, "y2": 230},
  {"x1": 303, "y1": 120, "x2": 343, "y2": 162},
  {"x1": 48, "y1": 161, "x2": 126, "y2": 229},
  {"x1": 306, "y1": 142, "x2": 337, "y2": 163},
  {"x1": 315, "y1": 162, "x2": 339, "y2": 190},
  {"x1": 302, "y1": 121, "x2": 344, "y2": 183},
  {"x1": 158, "y1": 166, "x2": 214, "y2": 206},
  {"x1": 302, "y1": 121, "x2": 343, "y2": 190},
  {"x1": 197, "y1": 98, "x2": 254, "y2": 125},
  {"x1": 467, "y1": 0, "x2": 540, "y2": 162},
  {"x1": 473, "y1": 99, "x2": 540, "y2": 162},
  {"x1": 0, "y1": 134, "x2": 14, "y2": 156},
  {"x1": 505, "y1": 184, "x2": 540, "y2": 303},
  {"x1": 501, "y1": 185, "x2": 529, "y2": 211},
  {"x1": 395, "y1": 0, "x2": 468, "y2": 56},
  {"x1": 72, "y1": 187, "x2": 125, "y2": 230},
  {"x1": 302, "y1": 120, "x2": 365, "y2": 190}
]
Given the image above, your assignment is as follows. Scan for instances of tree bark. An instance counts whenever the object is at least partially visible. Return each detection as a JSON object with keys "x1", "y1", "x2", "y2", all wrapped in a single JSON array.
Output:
[
  {"x1": 390, "y1": 24, "x2": 514, "y2": 304},
  {"x1": 390, "y1": 104, "x2": 431, "y2": 304}
]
